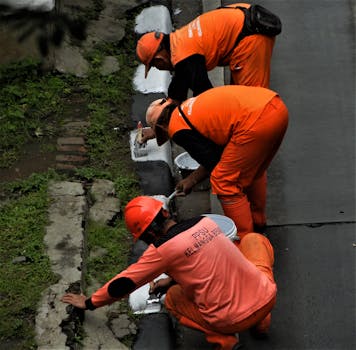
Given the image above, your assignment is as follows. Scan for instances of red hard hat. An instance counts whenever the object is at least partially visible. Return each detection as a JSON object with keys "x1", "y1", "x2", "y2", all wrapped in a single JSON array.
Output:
[{"x1": 124, "y1": 196, "x2": 163, "y2": 241}]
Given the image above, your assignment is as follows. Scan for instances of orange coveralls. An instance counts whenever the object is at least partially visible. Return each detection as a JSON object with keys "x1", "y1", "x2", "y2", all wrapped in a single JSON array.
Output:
[
  {"x1": 170, "y1": 3, "x2": 275, "y2": 88},
  {"x1": 165, "y1": 232, "x2": 276, "y2": 349},
  {"x1": 169, "y1": 85, "x2": 289, "y2": 237},
  {"x1": 89, "y1": 217, "x2": 276, "y2": 350}
]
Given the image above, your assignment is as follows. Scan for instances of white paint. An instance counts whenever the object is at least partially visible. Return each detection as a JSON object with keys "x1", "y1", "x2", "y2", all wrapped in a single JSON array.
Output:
[
  {"x1": 130, "y1": 130, "x2": 173, "y2": 173},
  {"x1": 0, "y1": 0, "x2": 54, "y2": 11},
  {"x1": 133, "y1": 65, "x2": 171, "y2": 94},
  {"x1": 129, "y1": 273, "x2": 168, "y2": 314},
  {"x1": 133, "y1": 5, "x2": 172, "y2": 95},
  {"x1": 135, "y1": 5, "x2": 173, "y2": 34},
  {"x1": 131, "y1": 4, "x2": 173, "y2": 166},
  {"x1": 173, "y1": 7, "x2": 182, "y2": 16}
]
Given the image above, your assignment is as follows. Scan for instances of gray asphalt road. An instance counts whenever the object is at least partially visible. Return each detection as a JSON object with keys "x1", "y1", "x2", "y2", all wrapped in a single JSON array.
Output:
[{"x1": 224, "y1": 0, "x2": 356, "y2": 349}]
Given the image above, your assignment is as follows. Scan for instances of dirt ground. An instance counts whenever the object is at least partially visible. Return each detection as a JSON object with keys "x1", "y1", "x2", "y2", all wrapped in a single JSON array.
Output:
[{"x1": 0, "y1": 90, "x2": 135, "y2": 185}]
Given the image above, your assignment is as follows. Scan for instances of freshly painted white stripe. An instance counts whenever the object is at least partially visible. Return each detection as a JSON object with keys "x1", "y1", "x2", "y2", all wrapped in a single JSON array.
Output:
[
  {"x1": 135, "y1": 5, "x2": 173, "y2": 34},
  {"x1": 0, "y1": 0, "x2": 54, "y2": 11},
  {"x1": 129, "y1": 130, "x2": 173, "y2": 172},
  {"x1": 133, "y1": 65, "x2": 171, "y2": 94}
]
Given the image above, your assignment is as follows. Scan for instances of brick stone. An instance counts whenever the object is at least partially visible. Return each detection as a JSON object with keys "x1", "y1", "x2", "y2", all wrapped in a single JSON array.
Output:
[
  {"x1": 57, "y1": 144, "x2": 87, "y2": 153},
  {"x1": 62, "y1": 121, "x2": 90, "y2": 137},
  {"x1": 57, "y1": 137, "x2": 85, "y2": 146},
  {"x1": 55, "y1": 163, "x2": 77, "y2": 170},
  {"x1": 56, "y1": 155, "x2": 88, "y2": 163}
]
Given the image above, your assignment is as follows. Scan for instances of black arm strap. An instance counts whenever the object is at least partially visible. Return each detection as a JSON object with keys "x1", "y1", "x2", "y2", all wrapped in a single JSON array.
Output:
[
  {"x1": 177, "y1": 105, "x2": 224, "y2": 151},
  {"x1": 216, "y1": 6, "x2": 251, "y2": 60},
  {"x1": 178, "y1": 105, "x2": 199, "y2": 133}
]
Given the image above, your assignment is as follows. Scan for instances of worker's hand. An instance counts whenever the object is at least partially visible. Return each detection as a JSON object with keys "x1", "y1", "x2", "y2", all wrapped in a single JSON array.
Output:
[
  {"x1": 140, "y1": 127, "x2": 156, "y2": 144},
  {"x1": 175, "y1": 177, "x2": 195, "y2": 195},
  {"x1": 175, "y1": 166, "x2": 208, "y2": 194},
  {"x1": 149, "y1": 277, "x2": 173, "y2": 297},
  {"x1": 60, "y1": 293, "x2": 87, "y2": 309}
]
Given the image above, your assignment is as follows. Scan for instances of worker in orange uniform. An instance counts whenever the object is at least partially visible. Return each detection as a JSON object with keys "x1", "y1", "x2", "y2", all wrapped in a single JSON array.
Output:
[
  {"x1": 145, "y1": 85, "x2": 288, "y2": 236},
  {"x1": 136, "y1": 3, "x2": 280, "y2": 103},
  {"x1": 61, "y1": 196, "x2": 277, "y2": 350}
]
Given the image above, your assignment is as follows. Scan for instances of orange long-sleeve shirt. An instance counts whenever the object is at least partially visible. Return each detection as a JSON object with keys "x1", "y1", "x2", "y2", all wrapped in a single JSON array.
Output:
[{"x1": 89, "y1": 217, "x2": 276, "y2": 328}]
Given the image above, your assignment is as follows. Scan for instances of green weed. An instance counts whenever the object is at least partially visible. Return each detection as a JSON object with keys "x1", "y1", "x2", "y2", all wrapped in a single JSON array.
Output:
[
  {"x1": 0, "y1": 173, "x2": 57, "y2": 348},
  {"x1": 0, "y1": 59, "x2": 69, "y2": 167},
  {"x1": 0, "y1": 4, "x2": 143, "y2": 348},
  {"x1": 86, "y1": 220, "x2": 132, "y2": 284}
]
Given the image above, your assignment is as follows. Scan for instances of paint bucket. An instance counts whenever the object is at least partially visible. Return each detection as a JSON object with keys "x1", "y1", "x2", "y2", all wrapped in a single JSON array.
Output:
[
  {"x1": 203, "y1": 214, "x2": 239, "y2": 242},
  {"x1": 174, "y1": 152, "x2": 199, "y2": 178},
  {"x1": 174, "y1": 152, "x2": 210, "y2": 190}
]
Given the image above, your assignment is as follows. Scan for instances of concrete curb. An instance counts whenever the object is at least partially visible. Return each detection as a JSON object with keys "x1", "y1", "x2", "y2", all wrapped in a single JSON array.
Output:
[
  {"x1": 128, "y1": 1, "x2": 222, "y2": 349},
  {"x1": 35, "y1": 180, "x2": 131, "y2": 349},
  {"x1": 36, "y1": 181, "x2": 86, "y2": 350}
]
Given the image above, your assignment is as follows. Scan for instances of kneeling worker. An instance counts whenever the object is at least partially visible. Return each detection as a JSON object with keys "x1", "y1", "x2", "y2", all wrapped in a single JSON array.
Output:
[{"x1": 61, "y1": 196, "x2": 277, "y2": 350}]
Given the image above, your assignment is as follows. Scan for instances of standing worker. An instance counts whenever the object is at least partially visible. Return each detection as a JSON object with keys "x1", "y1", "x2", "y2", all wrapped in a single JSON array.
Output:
[
  {"x1": 145, "y1": 85, "x2": 288, "y2": 237},
  {"x1": 136, "y1": 3, "x2": 281, "y2": 103},
  {"x1": 61, "y1": 196, "x2": 277, "y2": 350}
]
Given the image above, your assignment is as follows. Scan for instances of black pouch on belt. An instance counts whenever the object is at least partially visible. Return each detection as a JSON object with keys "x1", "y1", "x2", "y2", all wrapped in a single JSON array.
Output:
[
  {"x1": 244, "y1": 4, "x2": 282, "y2": 36},
  {"x1": 218, "y1": 4, "x2": 282, "y2": 39}
]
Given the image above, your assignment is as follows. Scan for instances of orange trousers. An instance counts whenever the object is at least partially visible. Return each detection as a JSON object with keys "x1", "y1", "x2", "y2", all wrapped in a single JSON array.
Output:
[
  {"x1": 164, "y1": 233, "x2": 276, "y2": 350},
  {"x1": 212, "y1": 96, "x2": 288, "y2": 238},
  {"x1": 229, "y1": 34, "x2": 275, "y2": 88}
]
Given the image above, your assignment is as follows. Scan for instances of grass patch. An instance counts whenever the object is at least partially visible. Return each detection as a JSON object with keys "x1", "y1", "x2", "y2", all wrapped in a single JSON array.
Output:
[
  {"x1": 0, "y1": 59, "x2": 70, "y2": 168},
  {"x1": 86, "y1": 220, "x2": 132, "y2": 285},
  {"x1": 0, "y1": 4, "x2": 144, "y2": 348},
  {"x1": 0, "y1": 172, "x2": 61, "y2": 349}
]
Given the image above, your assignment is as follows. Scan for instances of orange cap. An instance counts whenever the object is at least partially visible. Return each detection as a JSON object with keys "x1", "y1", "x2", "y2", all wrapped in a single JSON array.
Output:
[{"x1": 136, "y1": 32, "x2": 164, "y2": 78}]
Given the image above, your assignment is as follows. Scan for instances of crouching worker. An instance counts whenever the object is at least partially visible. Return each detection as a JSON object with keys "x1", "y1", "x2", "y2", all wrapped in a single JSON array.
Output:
[
  {"x1": 61, "y1": 196, "x2": 277, "y2": 350},
  {"x1": 145, "y1": 85, "x2": 288, "y2": 238}
]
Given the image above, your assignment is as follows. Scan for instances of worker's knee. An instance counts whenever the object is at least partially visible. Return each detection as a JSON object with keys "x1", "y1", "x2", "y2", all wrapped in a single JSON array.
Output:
[
  {"x1": 239, "y1": 233, "x2": 274, "y2": 269},
  {"x1": 164, "y1": 285, "x2": 182, "y2": 313}
]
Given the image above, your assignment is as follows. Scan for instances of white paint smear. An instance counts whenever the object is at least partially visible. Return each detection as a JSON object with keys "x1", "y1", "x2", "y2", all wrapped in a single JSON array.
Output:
[
  {"x1": 135, "y1": 5, "x2": 173, "y2": 34},
  {"x1": 129, "y1": 273, "x2": 168, "y2": 314},
  {"x1": 133, "y1": 65, "x2": 171, "y2": 95},
  {"x1": 0, "y1": 0, "x2": 54, "y2": 11}
]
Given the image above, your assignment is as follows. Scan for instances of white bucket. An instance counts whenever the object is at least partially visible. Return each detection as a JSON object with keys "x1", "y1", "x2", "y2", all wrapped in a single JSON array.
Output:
[
  {"x1": 174, "y1": 152, "x2": 210, "y2": 190},
  {"x1": 174, "y1": 152, "x2": 199, "y2": 177},
  {"x1": 203, "y1": 214, "x2": 239, "y2": 242}
]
